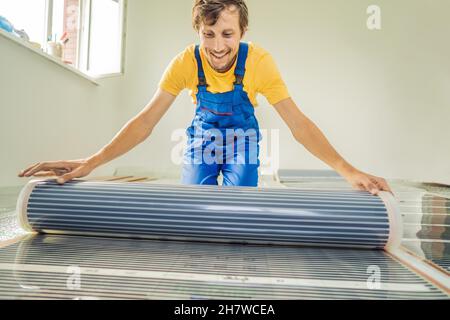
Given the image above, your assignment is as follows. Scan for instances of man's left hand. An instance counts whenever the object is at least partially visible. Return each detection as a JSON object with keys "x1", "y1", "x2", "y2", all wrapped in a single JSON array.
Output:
[{"x1": 343, "y1": 170, "x2": 393, "y2": 196}]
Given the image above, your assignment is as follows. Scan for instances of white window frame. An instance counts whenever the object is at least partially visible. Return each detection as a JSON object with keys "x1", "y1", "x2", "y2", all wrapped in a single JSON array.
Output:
[
  {"x1": 78, "y1": 0, "x2": 127, "y2": 78},
  {"x1": 44, "y1": 0, "x2": 53, "y2": 44},
  {"x1": 43, "y1": 0, "x2": 127, "y2": 78}
]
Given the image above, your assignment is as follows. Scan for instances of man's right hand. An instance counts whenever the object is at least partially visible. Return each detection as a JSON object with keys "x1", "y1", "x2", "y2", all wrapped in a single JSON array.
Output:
[{"x1": 18, "y1": 159, "x2": 96, "y2": 184}]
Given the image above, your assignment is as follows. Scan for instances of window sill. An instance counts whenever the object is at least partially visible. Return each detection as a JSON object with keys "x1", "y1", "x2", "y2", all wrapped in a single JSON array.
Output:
[
  {"x1": 93, "y1": 72, "x2": 124, "y2": 79},
  {"x1": 0, "y1": 28, "x2": 100, "y2": 86}
]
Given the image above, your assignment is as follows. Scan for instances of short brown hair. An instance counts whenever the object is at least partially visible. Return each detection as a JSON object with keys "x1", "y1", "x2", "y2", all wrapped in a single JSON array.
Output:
[{"x1": 192, "y1": 0, "x2": 249, "y2": 35}]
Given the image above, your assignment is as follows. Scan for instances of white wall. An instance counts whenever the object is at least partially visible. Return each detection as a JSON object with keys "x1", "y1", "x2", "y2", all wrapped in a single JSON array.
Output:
[
  {"x1": 1, "y1": 0, "x2": 449, "y2": 188},
  {"x1": 0, "y1": 35, "x2": 123, "y2": 187},
  {"x1": 116, "y1": 0, "x2": 450, "y2": 184}
]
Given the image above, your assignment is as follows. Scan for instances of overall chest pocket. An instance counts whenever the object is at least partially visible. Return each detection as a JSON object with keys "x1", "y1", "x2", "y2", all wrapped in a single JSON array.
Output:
[
  {"x1": 197, "y1": 97, "x2": 234, "y2": 125},
  {"x1": 198, "y1": 98, "x2": 233, "y2": 116}
]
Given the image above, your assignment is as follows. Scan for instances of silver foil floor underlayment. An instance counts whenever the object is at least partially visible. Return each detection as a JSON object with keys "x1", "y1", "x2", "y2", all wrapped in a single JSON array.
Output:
[{"x1": 0, "y1": 234, "x2": 446, "y2": 299}]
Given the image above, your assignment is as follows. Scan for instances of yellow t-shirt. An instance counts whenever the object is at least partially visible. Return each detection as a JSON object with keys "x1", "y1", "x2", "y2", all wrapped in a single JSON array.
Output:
[{"x1": 159, "y1": 42, "x2": 290, "y2": 107}]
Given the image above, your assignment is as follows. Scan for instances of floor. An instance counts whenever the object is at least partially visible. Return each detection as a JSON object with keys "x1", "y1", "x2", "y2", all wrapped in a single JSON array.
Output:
[{"x1": 0, "y1": 172, "x2": 448, "y2": 299}]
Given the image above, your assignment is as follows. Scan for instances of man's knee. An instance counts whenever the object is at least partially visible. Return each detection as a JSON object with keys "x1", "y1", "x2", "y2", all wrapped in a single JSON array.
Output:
[
  {"x1": 181, "y1": 164, "x2": 220, "y2": 185},
  {"x1": 222, "y1": 165, "x2": 259, "y2": 187}
]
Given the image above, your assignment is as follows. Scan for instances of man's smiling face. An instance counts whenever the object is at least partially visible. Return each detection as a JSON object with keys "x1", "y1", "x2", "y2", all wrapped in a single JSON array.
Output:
[{"x1": 199, "y1": 5, "x2": 245, "y2": 73}]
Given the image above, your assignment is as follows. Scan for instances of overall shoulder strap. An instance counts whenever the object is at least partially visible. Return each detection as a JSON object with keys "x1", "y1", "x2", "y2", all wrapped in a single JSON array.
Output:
[
  {"x1": 234, "y1": 42, "x2": 249, "y2": 86},
  {"x1": 194, "y1": 45, "x2": 208, "y2": 89}
]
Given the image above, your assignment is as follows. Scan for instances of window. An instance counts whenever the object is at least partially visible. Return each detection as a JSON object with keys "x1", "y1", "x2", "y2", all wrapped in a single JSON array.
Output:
[
  {"x1": 83, "y1": 0, "x2": 124, "y2": 75},
  {"x1": 0, "y1": 0, "x2": 47, "y2": 44},
  {"x1": 0, "y1": 0, "x2": 126, "y2": 77}
]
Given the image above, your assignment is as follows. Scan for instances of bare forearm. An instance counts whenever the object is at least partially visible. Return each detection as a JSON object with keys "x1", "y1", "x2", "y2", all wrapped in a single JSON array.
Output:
[
  {"x1": 274, "y1": 98, "x2": 356, "y2": 176},
  {"x1": 86, "y1": 89, "x2": 176, "y2": 169},
  {"x1": 274, "y1": 98, "x2": 392, "y2": 194},
  {"x1": 292, "y1": 120, "x2": 356, "y2": 176},
  {"x1": 87, "y1": 117, "x2": 152, "y2": 168}
]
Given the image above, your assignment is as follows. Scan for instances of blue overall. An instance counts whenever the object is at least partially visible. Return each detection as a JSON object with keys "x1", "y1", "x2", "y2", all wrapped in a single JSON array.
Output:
[{"x1": 181, "y1": 43, "x2": 261, "y2": 187}]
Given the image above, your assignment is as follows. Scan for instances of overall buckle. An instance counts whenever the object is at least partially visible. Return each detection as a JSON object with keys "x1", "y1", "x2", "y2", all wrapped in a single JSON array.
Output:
[
  {"x1": 234, "y1": 75, "x2": 244, "y2": 86},
  {"x1": 198, "y1": 77, "x2": 209, "y2": 87}
]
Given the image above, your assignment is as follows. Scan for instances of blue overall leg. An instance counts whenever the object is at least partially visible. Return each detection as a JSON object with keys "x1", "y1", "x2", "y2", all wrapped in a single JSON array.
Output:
[
  {"x1": 221, "y1": 164, "x2": 259, "y2": 187},
  {"x1": 181, "y1": 164, "x2": 221, "y2": 185}
]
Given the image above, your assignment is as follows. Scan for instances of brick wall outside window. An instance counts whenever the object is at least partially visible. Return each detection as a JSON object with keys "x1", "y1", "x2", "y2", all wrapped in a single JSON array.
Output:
[{"x1": 62, "y1": 0, "x2": 79, "y2": 66}]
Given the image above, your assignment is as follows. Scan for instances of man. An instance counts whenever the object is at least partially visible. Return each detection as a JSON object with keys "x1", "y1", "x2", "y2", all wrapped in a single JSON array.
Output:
[{"x1": 19, "y1": 0, "x2": 391, "y2": 195}]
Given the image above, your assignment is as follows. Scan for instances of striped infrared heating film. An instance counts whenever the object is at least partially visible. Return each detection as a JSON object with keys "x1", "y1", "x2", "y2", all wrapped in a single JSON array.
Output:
[
  {"x1": 0, "y1": 234, "x2": 447, "y2": 299},
  {"x1": 277, "y1": 169, "x2": 342, "y2": 182},
  {"x1": 401, "y1": 194, "x2": 450, "y2": 273},
  {"x1": 276, "y1": 169, "x2": 450, "y2": 293},
  {"x1": 16, "y1": 180, "x2": 402, "y2": 250}
]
